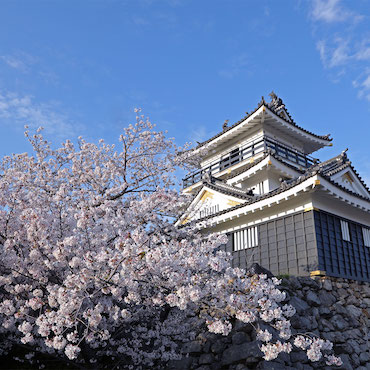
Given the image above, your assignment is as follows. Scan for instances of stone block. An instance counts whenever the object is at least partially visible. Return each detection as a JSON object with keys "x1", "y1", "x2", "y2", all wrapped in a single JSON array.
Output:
[
  {"x1": 290, "y1": 351, "x2": 308, "y2": 363},
  {"x1": 336, "y1": 354, "x2": 353, "y2": 370},
  {"x1": 221, "y1": 341, "x2": 262, "y2": 366},
  {"x1": 318, "y1": 291, "x2": 336, "y2": 306},
  {"x1": 333, "y1": 342, "x2": 354, "y2": 355},
  {"x1": 333, "y1": 303, "x2": 348, "y2": 316},
  {"x1": 232, "y1": 331, "x2": 250, "y2": 345},
  {"x1": 168, "y1": 356, "x2": 194, "y2": 370},
  {"x1": 351, "y1": 353, "x2": 360, "y2": 367},
  {"x1": 359, "y1": 351, "x2": 370, "y2": 364},
  {"x1": 330, "y1": 315, "x2": 348, "y2": 331},
  {"x1": 289, "y1": 277, "x2": 302, "y2": 290},
  {"x1": 297, "y1": 276, "x2": 319, "y2": 290},
  {"x1": 199, "y1": 353, "x2": 215, "y2": 365},
  {"x1": 321, "y1": 318, "x2": 334, "y2": 331},
  {"x1": 235, "y1": 365, "x2": 249, "y2": 370},
  {"x1": 323, "y1": 278, "x2": 332, "y2": 291},
  {"x1": 318, "y1": 306, "x2": 331, "y2": 317},
  {"x1": 211, "y1": 340, "x2": 226, "y2": 354},
  {"x1": 347, "y1": 339, "x2": 361, "y2": 354},
  {"x1": 346, "y1": 304, "x2": 362, "y2": 318},
  {"x1": 289, "y1": 296, "x2": 310, "y2": 314},
  {"x1": 182, "y1": 341, "x2": 203, "y2": 354},
  {"x1": 257, "y1": 362, "x2": 295, "y2": 370},
  {"x1": 306, "y1": 291, "x2": 321, "y2": 306}
]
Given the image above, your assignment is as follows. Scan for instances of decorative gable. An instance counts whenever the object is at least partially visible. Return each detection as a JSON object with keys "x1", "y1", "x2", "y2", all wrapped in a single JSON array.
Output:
[
  {"x1": 330, "y1": 168, "x2": 370, "y2": 198},
  {"x1": 177, "y1": 186, "x2": 245, "y2": 225}
]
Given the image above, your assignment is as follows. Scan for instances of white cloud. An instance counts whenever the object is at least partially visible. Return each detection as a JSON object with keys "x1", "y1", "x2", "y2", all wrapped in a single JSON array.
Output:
[
  {"x1": 0, "y1": 90, "x2": 83, "y2": 139},
  {"x1": 330, "y1": 38, "x2": 350, "y2": 66},
  {"x1": 0, "y1": 52, "x2": 60, "y2": 86},
  {"x1": 315, "y1": 30, "x2": 370, "y2": 100},
  {"x1": 317, "y1": 38, "x2": 351, "y2": 68},
  {"x1": 354, "y1": 39, "x2": 370, "y2": 61},
  {"x1": 318, "y1": 35, "x2": 370, "y2": 100},
  {"x1": 0, "y1": 51, "x2": 39, "y2": 73},
  {"x1": 352, "y1": 70, "x2": 370, "y2": 101},
  {"x1": 311, "y1": 0, "x2": 362, "y2": 23},
  {"x1": 361, "y1": 74, "x2": 370, "y2": 89},
  {"x1": 0, "y1": 55, "x2": 28, "y2": 72}
]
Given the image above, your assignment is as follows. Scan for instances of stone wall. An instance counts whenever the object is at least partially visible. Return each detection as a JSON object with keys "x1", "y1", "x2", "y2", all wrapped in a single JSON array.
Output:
[{"x1": 167, "y1": 276, "x2": 370, "y2": 370}]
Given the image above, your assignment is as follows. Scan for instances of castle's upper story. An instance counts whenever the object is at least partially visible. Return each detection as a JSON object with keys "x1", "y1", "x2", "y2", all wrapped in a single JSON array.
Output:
[
  {"x1": 178, "y1": 93, "x2": 370, "y2": 226},
  {"x1": 183, "y1": 93, "x2": 333, "y2": 191}
]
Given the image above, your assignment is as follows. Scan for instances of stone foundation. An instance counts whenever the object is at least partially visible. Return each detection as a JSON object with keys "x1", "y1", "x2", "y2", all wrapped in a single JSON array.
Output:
[{"x1": 167, "y1": 276, "x2": 370, "y2": 370}]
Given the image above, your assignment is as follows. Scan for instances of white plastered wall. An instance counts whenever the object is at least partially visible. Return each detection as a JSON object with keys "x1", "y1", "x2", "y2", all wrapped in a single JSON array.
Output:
[
  {"x1": 207, "y1": 193, "x2": 314, "y2": 234},
  {"x1": 311, "y1": 192, "x2": 370, "y2": 227}
]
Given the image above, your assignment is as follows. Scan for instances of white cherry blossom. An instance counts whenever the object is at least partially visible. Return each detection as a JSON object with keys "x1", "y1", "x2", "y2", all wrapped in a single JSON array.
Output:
[{"x1": 0, "y1": 114, "x2": 341, "y2": 368}]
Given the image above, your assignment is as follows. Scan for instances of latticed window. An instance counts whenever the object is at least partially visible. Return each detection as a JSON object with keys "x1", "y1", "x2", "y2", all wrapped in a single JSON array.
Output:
[
  {"x1": 233, "y1": 226, "x2": 258, "y2": 251},
  {"x1": 340, "y1": 220, "x2": 351, "y2": 241},
  {"x1": 363, "y1": 227, "x2": 370, "y2": 247},
  {"x1": 199, "y1": 204, "x2": 219, "y2": 218}
]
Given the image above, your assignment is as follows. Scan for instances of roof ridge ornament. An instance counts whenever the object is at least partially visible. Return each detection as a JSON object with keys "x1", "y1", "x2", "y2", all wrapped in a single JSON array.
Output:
[
  {"x1": 202, "y1": 171, "x2": 215, "y2": 184},
  {"x1": 269, "y1": 90, "x2": 278, "y2": 101},
  {"x1": 340, "y1": 148, "x2": 349, "y2": 163},
  {"x1": 268, "y1": 90, "x2": 285, "y2": 112}
]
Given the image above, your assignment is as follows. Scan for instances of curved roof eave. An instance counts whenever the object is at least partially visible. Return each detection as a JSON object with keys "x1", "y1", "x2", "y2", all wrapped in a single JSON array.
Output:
[{"x1": 194, "y1": 101, "x2": 332, "y2": 151}]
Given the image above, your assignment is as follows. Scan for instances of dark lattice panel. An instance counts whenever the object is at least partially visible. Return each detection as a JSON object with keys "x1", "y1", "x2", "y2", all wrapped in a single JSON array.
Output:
[
  {"x1": 314, "y1": 210, "x2": 370, "y2": 282},
  {"x1": 226, "y1": 211, "x2": 318, "y2": 276}
]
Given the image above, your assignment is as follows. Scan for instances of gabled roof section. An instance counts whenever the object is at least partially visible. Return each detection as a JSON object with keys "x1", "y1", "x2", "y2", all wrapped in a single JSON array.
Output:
[
  {"x1": 313, "y1": 149, "x2": 350, "y2": 176},
  {"x1": 182, "y1": 152, "x2": 370, "y2": 226},
  {"x1": 195, "y1": 93, "x2": 332, "y2": 150},
  {"x1": 310, "y1": 149, "x2": 370, "y2": 198},
  {"x1": 181, "y1": 172, "x2": 320, "y2": 226},
  {"x1": 188, "y1": 172, "x2": 370, "y2": 226},
  {"x1": 175, "y1": 175, "x2": 252, "y2": 226},
  {"x1": 226, "y1": 151, "x2": 305, "y2": 186}
]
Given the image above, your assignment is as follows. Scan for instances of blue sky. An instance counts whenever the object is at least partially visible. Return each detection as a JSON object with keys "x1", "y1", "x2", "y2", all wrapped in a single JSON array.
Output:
[{"x1": 0, "y1": 0, "x2": 369, "y2": 185}]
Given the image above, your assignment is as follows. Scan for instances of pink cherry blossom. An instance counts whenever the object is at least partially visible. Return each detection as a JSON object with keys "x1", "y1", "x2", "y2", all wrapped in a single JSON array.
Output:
[{"x1": 0, "y1": 113, "x2": 341, "y2": 368}]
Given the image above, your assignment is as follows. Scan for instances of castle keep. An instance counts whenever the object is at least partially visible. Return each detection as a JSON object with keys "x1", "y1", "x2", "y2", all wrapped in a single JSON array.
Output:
[{"x1": 177, "y1": 93, "x2": 370, "y2": 282}]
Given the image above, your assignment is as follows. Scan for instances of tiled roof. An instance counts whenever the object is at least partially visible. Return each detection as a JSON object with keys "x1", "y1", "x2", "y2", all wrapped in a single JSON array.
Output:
[
  {"x1": 196, "y1": 94, "x2": 332, "y2": 149},
  {"x1": 264, "y1": 104, "x2": 332, "y2": 142},
  {"x1": 195, "y1": 101, "x2": 263, "y2": 148},
  {"x1": 308, "y1": 150, "x2": 370, "y2": 196},
  {"x1": 188, "y1": 171, "x2": 320, "y2": 223},
  {"x1": 313, "y1": 151, "x2": 349, "y2": 175},
  {"x1": 202, "y1": 177, "x2": 253, "y2": 200},
  {"x1": 226, "y1": 151, "x2": 306, "y2": 181},
  {"x1": 179, "y1": 149, "x2": 369, "y2": 227},
  {"x1": 225, "y1": 153, "x2": 269, "y2": 180},
  {"x1": 185, "y1": 155, "x2": 370, "y2": 225}
]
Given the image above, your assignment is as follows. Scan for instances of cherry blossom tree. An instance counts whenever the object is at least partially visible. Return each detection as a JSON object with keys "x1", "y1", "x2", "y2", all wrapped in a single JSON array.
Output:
[{"x1": 0, "y1": 112, "x2": 341, "y2": 368}]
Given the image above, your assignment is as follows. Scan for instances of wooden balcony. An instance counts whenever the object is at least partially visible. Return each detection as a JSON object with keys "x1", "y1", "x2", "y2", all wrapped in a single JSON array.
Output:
[{"x1": 183, "y1": 137, "x2": 317, "y2": 188}]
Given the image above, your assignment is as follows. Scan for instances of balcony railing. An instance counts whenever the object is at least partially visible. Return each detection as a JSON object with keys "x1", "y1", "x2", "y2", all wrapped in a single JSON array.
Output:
[{"x1": 182, "y1": 137, "x2": 317, "y2": 188}]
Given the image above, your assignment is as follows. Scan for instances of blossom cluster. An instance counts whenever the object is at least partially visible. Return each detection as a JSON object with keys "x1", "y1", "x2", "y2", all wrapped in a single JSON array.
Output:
[{"x1": 0, "y1": 115, "x2": 341, "y2": 368}]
